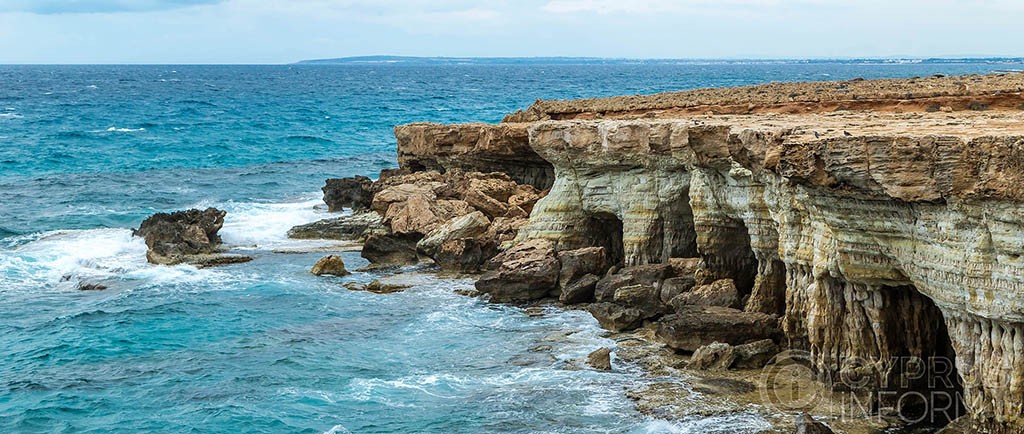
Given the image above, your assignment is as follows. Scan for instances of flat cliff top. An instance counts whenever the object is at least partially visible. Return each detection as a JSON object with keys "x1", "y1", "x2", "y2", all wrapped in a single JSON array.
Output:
[
  {"x1": 687, "y1": 110, "x2": 1024, "y2": 141},
  {"x1": 506, "y1": 73, "x2": 1024, "y2": 121}
]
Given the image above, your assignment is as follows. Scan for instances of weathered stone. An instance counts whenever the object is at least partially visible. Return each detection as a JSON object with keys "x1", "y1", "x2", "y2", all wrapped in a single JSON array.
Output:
[
  {"x1": 323, "y1": 175, "x2": 373, "y2": 212},
  {"x1": 417, "y1": 211, "x2": 490, "y2": 257},
  {"x1": 795, "y1": 413, "x2": 835, "y2": 434},
  {"x1": 669, "y1": 279, "x2": 740, "y2": 309},
  {"x1": 78, "y1": 283, "x2": 108, "y2": 291},
  {"x1": 594, "y1": 273, "x2": 636, "y2": 302},
  {"x1": 134, "y1": 208, "x2": 229, "y2": 265},
  {"x1": 557, "y1": 247, "x2": 607, "y2": 289},
  {"x1": 667, "y1": 257, "x2": 702, "y2": 278},
  {"x1": 587, "y1": 347, "x2": 612, "y2": 371},
  {"x1": 310, "y1": 255, "x2": 349, "y2": 276},
  {"x1": 656, "y1": 306, "x2": 780, "y2": 352},
  {"x1": 587, "y1": 302, "x2": 644, "y2": 332},
  {"x1": 360, "y1": 233, "x2": 421, "y2": 265},
  {"x1": 344, "y1": 280, "x2": 409, "y2": 294},
  {"x1": 559, "y1": 273, "x2": 600, "y2": 304},
  {"x1": 287, "y1": 212, "x2": 387, "y2": 240},
  {"x1": 433, "y1": 239, "x2": 488, "y2": 272},
  {"x1": 659, "y1": 276, "x2": 697, "y2": 304},
  {"x1": 689, "y1": 339, "x2": 778, "y2": 370},
  {"x1": 613, "y1": 284, "x2": 664, "y2": 320},
  {"x1": 475, "y1": 240, "x2": 560, "y2": 303}
]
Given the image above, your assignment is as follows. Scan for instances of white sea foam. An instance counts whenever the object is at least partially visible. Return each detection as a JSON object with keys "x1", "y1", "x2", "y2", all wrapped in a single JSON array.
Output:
[
  {"x1": 215, "y1": 195, "x2": 336, "y2": 250},
  {"x1": 0, "y1": 112, "x2": 22, "y2": 119},
  {"x1": 0, "y1": 228, "x2": 209, "y2": 292},
  {"x1": 105, "y1": 127, "x2": 145, "y2": 132}
]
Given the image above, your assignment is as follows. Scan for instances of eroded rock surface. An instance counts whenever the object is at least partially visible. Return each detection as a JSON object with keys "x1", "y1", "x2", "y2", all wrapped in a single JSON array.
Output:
[
  {"x1": 135, "y1": 208, "x2": 250, "y2": 266},
  {"x1": 392, "y1": 73, "x2": 1024, "y2": 432}
]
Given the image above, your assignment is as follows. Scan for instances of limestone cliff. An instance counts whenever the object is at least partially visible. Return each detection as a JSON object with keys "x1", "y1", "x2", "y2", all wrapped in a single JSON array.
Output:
[{"x1": 394, "y1": 73, "x2": 1024, "y2": 433}]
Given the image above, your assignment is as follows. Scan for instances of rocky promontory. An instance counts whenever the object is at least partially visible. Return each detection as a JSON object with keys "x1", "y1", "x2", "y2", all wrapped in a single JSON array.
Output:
[{"x1": 309, "y1": 73, "x2": 1024, "y2": 433}]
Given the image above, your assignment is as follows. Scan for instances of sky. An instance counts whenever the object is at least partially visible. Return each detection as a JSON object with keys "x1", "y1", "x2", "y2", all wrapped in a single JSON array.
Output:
[{"x1": 0, "y1": 0, "x2": 1021, "y2": 64}]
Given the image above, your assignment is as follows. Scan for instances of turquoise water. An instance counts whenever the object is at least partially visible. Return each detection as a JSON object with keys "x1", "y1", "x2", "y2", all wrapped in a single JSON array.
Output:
[{"x1": 0, "y1": 63, "x2": 1004, "y2": 433}]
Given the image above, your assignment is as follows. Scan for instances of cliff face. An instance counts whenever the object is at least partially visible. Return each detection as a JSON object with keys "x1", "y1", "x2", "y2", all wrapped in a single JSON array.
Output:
[{"x1": 394, "y1": 74, "x2": 1024, "y2": 432}]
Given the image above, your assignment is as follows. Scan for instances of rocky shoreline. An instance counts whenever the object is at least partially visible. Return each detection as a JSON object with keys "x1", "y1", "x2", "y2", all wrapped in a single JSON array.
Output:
[{"x1": 134, "y1": 73, "x2": 1024, "y2": 433}]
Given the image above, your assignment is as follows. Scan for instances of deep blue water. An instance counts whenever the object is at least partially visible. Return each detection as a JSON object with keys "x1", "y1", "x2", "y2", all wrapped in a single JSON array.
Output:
[{"x1": 0, "y1": 63, "x2": 1004, "y2": 433}]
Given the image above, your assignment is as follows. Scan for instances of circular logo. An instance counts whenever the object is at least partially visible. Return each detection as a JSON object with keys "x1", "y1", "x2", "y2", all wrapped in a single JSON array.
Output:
[{"x1": 759, "y1": 349, "x2": 820, "y2": 412}]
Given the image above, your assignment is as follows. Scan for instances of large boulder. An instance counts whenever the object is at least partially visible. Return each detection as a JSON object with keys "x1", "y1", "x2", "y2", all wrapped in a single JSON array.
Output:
[
  {"x1": 667, "y1": 257, "x2": 702, "y2": 278},
  {"x1": 594, "y1": 263, "x2": 672, "y2": 301},
  {"x1": 134, "y1": 208, "x2": 238, "y2": 265},
  {"x1": 689, "y1": 339, "x2": 778, "y2": 370},
  {"x1": 433, "y1": 239, "x2": 488, "y2": 273},
  {"x1": 669, "y1": 279, "x2": 740, "y2": 309},
  {"x1": 416, "y1": 211, "x2": 490, "y2": 257},
  {"x1": 361, "y1": 233, "x2": 422, "y2": 266},
  {"x1": 613, "y1": 284, "x2": 664, "y2": 320},
  {"x1": 557, "y1": 247, "x2": 607, "y2": 289},
  {"x1": 287, "y1": 212, "x2": 387, "y2": 240},
  {"x1": 655, "y1": 306, "x2": 781, "y2": 352},
  {"x1": 587, "y1": 302, "x2": 645, "y2": 332},
  {"x1": 559, "y1": 273, "x2": 600, "y2": 304},
  {"x1": 475, "y1": 239, "x2": 560, "y2": 303},
  {"x1": 310, "y1": 255, "x2": 350, "y2": 276},
  {"x1": 659, "y1": 276, "x2": 697, "y2": 304},
  {"x1": 323, "y1": 175, "x2": 374, "y2": 212}
]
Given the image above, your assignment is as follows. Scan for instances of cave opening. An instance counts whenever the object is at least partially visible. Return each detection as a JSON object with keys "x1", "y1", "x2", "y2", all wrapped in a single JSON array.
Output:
[
  {"x1": 583, "y1": 212, "x2": 625, "y2": 267},
  {"x1": 877, "y1": 285, "x2": 966, "y2": 429},
  {"x1": 661, "y1": 187, "x2": 699, "y2": 260},
  {"x1": 700, "y1": 216, "x2": 758, "y2": 297}
]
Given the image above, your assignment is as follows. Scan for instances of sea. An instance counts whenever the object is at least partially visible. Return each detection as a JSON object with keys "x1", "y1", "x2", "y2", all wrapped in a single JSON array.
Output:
[{"x1": 0, "y1": 61, "x2": 1006, "y2": 433}]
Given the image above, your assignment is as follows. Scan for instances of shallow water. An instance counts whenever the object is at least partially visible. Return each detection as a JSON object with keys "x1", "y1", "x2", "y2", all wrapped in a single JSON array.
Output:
[{"x1": 0, "y1": 62, "x2": 1006, "y2": 432}]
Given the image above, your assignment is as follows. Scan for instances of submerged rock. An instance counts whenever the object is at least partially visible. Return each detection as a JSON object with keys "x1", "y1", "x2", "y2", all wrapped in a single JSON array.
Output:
[
  {"x1": 310, "y1": 255, "x2": 350, "y2": 276},
  {"x1": 343, "y1": 280, "x2": 410, "y2": 294}
]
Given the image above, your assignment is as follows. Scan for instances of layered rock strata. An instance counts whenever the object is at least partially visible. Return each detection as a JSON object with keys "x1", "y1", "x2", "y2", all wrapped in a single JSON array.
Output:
[{"x1": 393, "y1": 74, "x2": 1024, "y2": 432}]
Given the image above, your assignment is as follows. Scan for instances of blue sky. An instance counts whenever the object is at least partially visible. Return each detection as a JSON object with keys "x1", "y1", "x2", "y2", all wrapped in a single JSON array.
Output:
[{"x1": 0, "y1": 0, "x2": 1021, "y2": 63}]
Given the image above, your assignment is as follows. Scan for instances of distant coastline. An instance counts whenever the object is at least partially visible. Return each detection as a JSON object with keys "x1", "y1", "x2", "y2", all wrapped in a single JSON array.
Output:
[{"x1": 296, "y1": 55, "x2": 1024, "y2": 66}]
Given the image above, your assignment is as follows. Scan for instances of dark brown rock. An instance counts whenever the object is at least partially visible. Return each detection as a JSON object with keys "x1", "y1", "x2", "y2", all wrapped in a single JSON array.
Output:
[
  {"x1": 655, "y1": 306, "x2": 781, "y2": 352},
  {"x1": 475, "y1": 240, "x2": 560, "y2": 303},
  {"x1": 361, "y1": 233, "x2": 422, "y2": 265},
  {"x1": 323, "y1": 175, "x2": 374, "y2": 212},
  {"x1": 659, "y1": 276, "x2": 697, "y2": 304},
  {"x1": 557, "y1": 247, "x2": 607, "y2": 289},
  {"x1": 587, "y1": 302, "x2": 644, "y2": 332},
  {"x1": 559, "y1": 273, "x2": 600, "y2": 304},
  {"x1": 134, "y1": 208, "x2": 228, "y2": 265},
  {"x1": 433, "y1": 238, "x2": 488, "y2": 272},
  {"x1": 667, "y1": 257, "x2": 702, "y2": 278},
  {"x1": 613, "y1": 284, "x2": 664, "y2": 319}
]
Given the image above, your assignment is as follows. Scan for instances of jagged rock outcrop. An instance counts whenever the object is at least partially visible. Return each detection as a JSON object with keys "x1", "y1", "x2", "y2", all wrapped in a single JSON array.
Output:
[
  {"x1": 134, "y1": 208, "x2": 252, "y2": 266},
  {"x1": 323, "y1": 175, "x2": 374, "y2": 212},
  {"x1": 392, "y1": 74, "x2": 1024, "y2": 432},
  {"x1": 394, "y1": 123, "x2": 554, "y2": 189}
]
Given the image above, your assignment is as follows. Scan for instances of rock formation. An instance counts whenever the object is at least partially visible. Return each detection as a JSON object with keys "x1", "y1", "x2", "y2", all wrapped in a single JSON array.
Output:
[
  {"x1": 134, "y1": 208, "x2": 252, "y2": 267},
  {"x1": 390, "y1": 73, "x2": 1024, "y2": 433}
]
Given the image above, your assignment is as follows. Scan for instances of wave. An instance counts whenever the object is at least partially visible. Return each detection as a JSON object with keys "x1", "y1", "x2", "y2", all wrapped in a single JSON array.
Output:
[
  {"x1": 0, "y1": 228, "x2": 210, "y2": 292},
  {"x1": 105, "y1": 127, "x2": 146, "y2": 133},
  {"x1": 213, "y1": 195, "x2": 334, "y2": 250},
  {"x1": 284, "y1": 135, "x2": 335, "y2": 144},
  {"x1": 0, "y1": 112, "x2": 23, "y2": 119}
]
